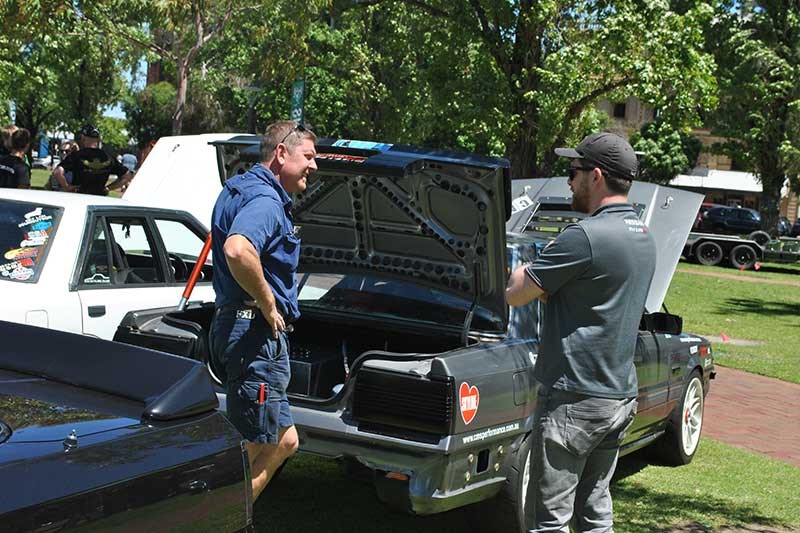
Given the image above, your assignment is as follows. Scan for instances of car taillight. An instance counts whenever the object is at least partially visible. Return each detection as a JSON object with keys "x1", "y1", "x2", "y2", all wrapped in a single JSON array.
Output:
[{"x1": 699, "y1": 345, "x2": 709, "y2": 357}]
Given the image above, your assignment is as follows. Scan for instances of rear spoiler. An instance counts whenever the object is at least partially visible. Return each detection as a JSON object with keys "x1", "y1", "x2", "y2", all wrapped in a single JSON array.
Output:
[{"x1": 0, "y1": 321, "x2": 217, "y2": 421}]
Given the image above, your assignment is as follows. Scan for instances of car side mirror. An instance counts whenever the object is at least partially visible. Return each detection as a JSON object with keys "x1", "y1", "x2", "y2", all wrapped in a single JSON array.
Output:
[{"x1": 639, "y1": 312, "x2": 682, "y2": 335}]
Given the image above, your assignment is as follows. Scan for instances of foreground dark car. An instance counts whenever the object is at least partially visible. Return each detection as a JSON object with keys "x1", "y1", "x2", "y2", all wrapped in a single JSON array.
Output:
[
  {"x1": 0, "y1": 321, "x2": 252, "y2": 532},
  {"x1": 115, "y1": 135, "x2": 715, "y2": 533}
]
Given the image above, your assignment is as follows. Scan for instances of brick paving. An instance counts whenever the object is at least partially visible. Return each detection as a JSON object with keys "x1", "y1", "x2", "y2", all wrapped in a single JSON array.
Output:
[{"x1": 703, "y1": 366, "x2": 800, "y2": 467}]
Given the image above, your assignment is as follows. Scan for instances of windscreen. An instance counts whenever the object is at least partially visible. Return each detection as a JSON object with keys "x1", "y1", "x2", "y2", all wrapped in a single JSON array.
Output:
[{"x1": 0, "y1": 200, "x2": 62, "y2": 283}]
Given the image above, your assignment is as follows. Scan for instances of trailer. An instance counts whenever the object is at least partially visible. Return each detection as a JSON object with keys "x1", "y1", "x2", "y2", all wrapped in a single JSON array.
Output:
[{"x1": 683, "y1": 231, "x2": 800, "y2": 269}]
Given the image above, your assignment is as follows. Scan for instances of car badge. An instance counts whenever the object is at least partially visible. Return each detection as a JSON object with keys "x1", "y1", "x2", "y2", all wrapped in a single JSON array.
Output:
[{"x1": 459, "y1": 382, "x2": 480, "y2": 425}]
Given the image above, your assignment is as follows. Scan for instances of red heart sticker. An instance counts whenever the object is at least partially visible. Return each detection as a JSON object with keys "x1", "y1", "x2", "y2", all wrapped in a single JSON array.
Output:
[{"x1": 459, "y1": 382, "x2": 479, "y2": 425}]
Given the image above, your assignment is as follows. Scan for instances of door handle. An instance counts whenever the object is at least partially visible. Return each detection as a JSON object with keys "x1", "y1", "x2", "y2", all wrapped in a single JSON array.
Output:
[{"x1": 87, "y1": 305, "x2": 106, "y2": 317}]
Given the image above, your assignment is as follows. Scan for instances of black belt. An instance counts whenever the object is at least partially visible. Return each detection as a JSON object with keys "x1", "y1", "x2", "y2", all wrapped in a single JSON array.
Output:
[{"x1": 216, "y1": 303, "x2": 296, "y2": 331}]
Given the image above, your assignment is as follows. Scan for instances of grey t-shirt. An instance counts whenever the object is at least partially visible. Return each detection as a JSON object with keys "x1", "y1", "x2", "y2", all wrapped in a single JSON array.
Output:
[{"x1": 525, "y1": 203, "x2": 657, "y2": 399}]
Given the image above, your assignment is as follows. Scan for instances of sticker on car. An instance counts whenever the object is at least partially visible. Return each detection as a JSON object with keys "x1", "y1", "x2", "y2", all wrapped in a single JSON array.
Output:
[{"x1": 459, "y1": 382, "x2": 479, "y2": 425}]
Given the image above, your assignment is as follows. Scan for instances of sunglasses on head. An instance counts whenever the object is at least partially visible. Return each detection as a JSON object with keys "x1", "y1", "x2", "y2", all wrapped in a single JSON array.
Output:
[{"x1": 279, "y1": 123, "x2": 312, "y2": 145}]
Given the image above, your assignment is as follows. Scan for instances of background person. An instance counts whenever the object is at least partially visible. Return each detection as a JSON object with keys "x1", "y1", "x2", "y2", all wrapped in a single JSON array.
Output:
[
  {"x1": 0, "y1": 124, "x2": 18, "y2": 156},
  {"x1": 52, "y1": 124, "x2": 132, "y2": 194},
  {"x1": 505, "y1": 132, "x2": 657, "y2": 531},
  {"x1": 0, "y1": 128, "x2": 31, "y2": 189},
  {"x1": 208, "y1": 120, "x2": 317, "y2": 503},
  {"x1": 47, "y1": 141, "x2": 79, "y2": 191}
]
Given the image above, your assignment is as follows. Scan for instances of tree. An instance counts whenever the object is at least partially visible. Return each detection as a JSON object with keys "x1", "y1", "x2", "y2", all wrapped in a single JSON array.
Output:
[
  {"x1": 708, "y1": 0, "x2": 800, "y2": 228},
  {"x1": 96, "y1": 116, "x2": 129, "y2": 151},
  {"x1": 631, "y1": 121, "x2": 702, "y2": 184},
  {"x1": 334, "y1": 0, "x2": 717, "y2": 179},
  {"x1": 78, "y1": 0, "x2": 235, "y2": 135},
  {"x1": 124, "y1": 82, "x2": 176, "y2": 147},
  {"x1": 0, "y1": 2, "x2": 128, "y2": 141}
]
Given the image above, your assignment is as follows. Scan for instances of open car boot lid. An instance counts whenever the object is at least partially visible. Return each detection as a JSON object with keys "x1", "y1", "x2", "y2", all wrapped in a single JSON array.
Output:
[
  {"x1": 212, "y1": 136, "x2": 512, "y2": 332},
  {"x1": 509, "y1": 177, "x2": 703, "y2": 313}
]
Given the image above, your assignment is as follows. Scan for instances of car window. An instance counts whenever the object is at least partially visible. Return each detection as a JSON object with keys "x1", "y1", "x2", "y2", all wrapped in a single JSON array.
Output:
[
  {"x1": 0, "y1": 200, "x2": 62, "y2": 283},
  {"x1": 507, "y1": 245, "x2": 540, "y2": 340},
  {"x1": 81, "y1": 223, "x2": 113, "y2": 285},
  {"x1": 297, "y1": 272, "x2": 503, "y2": 331},
  {"x1": 107, "y1": 218, "x2": 165, "y2": 284},
  {"x1": 154, "y1": 218, "x2": 212, "y2": 283}
]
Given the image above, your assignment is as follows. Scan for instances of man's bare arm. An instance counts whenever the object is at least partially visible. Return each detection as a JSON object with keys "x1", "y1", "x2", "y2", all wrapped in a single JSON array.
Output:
[
  {"x1": 52, "y1": 167, "x2": 76, "y2": 191},
  {"x1": 505, "y1": 265, "x2": 547, "y2": 307},
  {"x1": 223, "y1": 234, "x2": 285, "y2": 337},
  {"x1": 106, "y1": 170, "x2": 133, "y2": 191}
]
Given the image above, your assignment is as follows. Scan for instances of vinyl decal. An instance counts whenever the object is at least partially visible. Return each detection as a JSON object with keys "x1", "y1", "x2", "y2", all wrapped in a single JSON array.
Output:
[
  {"x1": 4, "y1": 247, "x2": 38, "y2": 261},
  {"x1": 459, "y1": 382, "x2": 479, "y2": 425}
]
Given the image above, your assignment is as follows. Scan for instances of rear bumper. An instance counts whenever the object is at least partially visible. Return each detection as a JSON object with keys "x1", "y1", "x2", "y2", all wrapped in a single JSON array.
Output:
[{"x1": 291, "y1": 405, "x2": 528, "y2": 515}]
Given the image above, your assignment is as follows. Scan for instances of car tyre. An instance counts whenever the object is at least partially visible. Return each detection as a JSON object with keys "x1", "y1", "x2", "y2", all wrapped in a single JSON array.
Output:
[
  {"x1": 654, "y1": 370, "x2": 704, "y2": 465},
  {"x1": 695, "y1": 241, "x2": 723, "y2": 266},
  {"x1": 729, "y1": 244, "x2": 758, "y2": 270},
  {"x1": 467, "y1": 434, "x2": 533, "y2": 533},
  {"x1": 747, "y1": 230, "x2": 770, "y2": 247}
]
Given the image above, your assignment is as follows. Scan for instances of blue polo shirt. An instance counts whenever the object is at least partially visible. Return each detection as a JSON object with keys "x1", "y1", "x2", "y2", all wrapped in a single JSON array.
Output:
[{"x1": 211, "y1": 164, "x2": 301, "y2": 320}]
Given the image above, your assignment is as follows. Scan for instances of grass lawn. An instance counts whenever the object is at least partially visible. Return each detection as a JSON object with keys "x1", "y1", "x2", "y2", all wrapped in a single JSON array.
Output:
[
  {"x1": 257, "y1": 438, "x2": 800, "y2": 532},
  {"x1": 666, "y1": 261, "x2": 800, "y2": 384},
  {"x1": 30, "y1": 168, "x2": 49, "y2": 188},
  {"x1": 29, "y1": 168, "x2": 122, "y2": 197}
]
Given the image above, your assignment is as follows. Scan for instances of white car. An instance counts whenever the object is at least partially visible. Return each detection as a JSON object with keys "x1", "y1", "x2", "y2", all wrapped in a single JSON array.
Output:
[{"x1": 0, "y1": 189, "x2": 214, "y2": 339}]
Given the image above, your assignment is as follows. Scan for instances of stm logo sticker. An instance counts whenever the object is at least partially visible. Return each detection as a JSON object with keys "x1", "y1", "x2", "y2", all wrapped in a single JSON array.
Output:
[{"x1": 459, "y1": 382, "x2": 480, "y2": 425}]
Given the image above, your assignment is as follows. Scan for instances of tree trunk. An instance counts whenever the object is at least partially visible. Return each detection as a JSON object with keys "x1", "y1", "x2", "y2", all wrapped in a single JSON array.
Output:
[
  {"x1": 758, "y1": 174, "x2": 783, "y2": 232},
  {"x1": 172, "y1": 59, "x2": 189, "y2": 135},
  {"x1": 509, "y1": 133, "x2": 540, "y2": 179}
]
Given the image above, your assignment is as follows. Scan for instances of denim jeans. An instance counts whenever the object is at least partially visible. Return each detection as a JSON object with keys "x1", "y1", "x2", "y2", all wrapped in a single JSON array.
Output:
[{"x1": 528, "y1": 389, "x2": 637, "y2": 533}]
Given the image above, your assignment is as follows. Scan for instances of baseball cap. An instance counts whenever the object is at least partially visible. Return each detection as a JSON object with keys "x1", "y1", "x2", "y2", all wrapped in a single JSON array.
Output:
[
  {"x1": 78, "y1": 124, "x2": 101, "y2": 138},
  {"x1": 555, "y1": 132, "x2": 638, "y2": 180}
]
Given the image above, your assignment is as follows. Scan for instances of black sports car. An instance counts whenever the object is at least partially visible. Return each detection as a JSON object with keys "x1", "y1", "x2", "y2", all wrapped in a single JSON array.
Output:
[{"x1": 0, "y1": 321, "x2": 252, "y2": 532}]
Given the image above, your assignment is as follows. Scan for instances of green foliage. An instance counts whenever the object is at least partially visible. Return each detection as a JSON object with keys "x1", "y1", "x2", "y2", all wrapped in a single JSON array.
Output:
[
  {"x1": 0, "y1": 1, "x2": 128, "y2": 140},
  {"x1": 631, "y1": 121, "x2": 702, "y2": 184},
  {"x1": 123, "y1": 82, "x2": 176, "y2": 147},
  {"x1": 708, "y1": 0, "x2": 800, "y2": 224},
  {"x1": 96, "y1": 116, "x2": 129, "y2": 150}
]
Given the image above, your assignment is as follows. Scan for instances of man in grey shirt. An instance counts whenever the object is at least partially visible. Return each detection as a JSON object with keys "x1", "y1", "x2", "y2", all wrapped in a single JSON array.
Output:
[{"x1": 506, "y1": 132, "x2": 657, "y2": 532}]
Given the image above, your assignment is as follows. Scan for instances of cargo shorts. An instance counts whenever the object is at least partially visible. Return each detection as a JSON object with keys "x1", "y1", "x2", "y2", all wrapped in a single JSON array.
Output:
[{"x1": 209, "y1": 307, "x2": 293, "y2": 444}]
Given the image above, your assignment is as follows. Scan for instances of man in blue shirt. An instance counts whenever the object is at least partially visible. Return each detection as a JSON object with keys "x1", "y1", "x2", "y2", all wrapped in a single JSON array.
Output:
[
  {"x1": 506, "y1": 132, "x2": 656, "y2": 531},
  {"x1": 209, "y1": 121, "x2": 317, "y2": 502}
]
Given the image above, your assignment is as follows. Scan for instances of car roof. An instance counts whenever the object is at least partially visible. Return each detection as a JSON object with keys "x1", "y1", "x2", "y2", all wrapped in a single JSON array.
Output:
[{"x1": 0, "y1": 189, "x2": 133, "y2": 208}]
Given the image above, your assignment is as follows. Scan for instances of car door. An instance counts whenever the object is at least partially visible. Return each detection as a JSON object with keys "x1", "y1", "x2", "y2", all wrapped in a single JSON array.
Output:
[
  {"x1": 625, "y1": 331, "x2": 671, "y2": 442},
  {"x1": 75, "y1": 212, "x2": 183, "y2": 339},
  {"x1": 149, "y1": 215, "x2": 215, "y2": 303}
]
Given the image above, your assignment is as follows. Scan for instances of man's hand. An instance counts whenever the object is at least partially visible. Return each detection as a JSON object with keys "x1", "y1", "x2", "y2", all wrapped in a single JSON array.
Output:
[
  {"x1": 261, "y1": 304, "x2": 285, "y2": 339},
  {"x1": 225, "y1": 234, "x2": 284, "y2": 338}
]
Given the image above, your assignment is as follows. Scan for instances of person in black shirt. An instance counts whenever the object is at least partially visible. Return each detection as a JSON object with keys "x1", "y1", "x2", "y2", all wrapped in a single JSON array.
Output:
[
  {"x1": 0, "y1": 128, "x2": 31, "y2": 189},
  {"x1": 52, "y1": 124, "x2": 132, "y2": 195}
]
